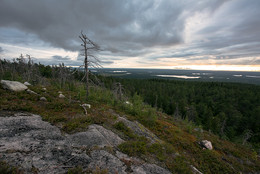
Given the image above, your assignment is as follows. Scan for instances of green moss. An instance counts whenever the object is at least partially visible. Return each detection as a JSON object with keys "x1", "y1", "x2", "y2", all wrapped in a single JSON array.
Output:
[
  {"x1": 118, "y1": 139, "x2": 148, "y2": 157},
  {"x1": 0, "y1": 161, "x2": 23, "y2": 174},
  {"x1": 113, "y1": 121, "x2": 136, "y2": 139}
]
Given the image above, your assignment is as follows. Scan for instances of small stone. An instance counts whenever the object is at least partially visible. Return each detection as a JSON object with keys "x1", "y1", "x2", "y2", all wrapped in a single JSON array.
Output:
[
  {"x1": 26, "y1": 89, "x2": 38, "y2": 95},
  {"x1": 125, "y1": 101, "x2": 132, "y2": 105},
  {"x1": 42, "y1": 88, "x2": 47, "y2": 91},
  {"x1": 59, "y1": 94, "x2": 65, "y2": 98},
  {"x1": 58, "y1": 91, "x2": 62, "y2": 94},
  {"x1": 40, "y1": 97, "x2": 47, "y2": 101},
  {"x1": 194, "y1": 128, "x2": 203, "y2": 133},
  {"x1": 200, "y1": 140, "x2": 213, "y2": 150},
  {"x1": 24, "y1": 82, "x2": 31, "y2": 86}
]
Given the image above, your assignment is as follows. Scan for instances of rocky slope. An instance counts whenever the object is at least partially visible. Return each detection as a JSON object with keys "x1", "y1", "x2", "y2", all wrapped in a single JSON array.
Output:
[
  {"x1": 0, "y1": 80, "x2": 259, "y2": 174},
  {"x1": 0, "y1": 112, "x2": 171, "y2": 174}
]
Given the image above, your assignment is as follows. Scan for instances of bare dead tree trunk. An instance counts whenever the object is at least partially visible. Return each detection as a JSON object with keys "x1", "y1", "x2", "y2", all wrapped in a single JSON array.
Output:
[
  {"x1": 174, "y1": 104, "x2": 180, "y2": 118},
  {"x1": 26, "y1": 54, "x2": 32, "y2": 82},
  {"x1": 242, "y1": 129, "x2": 253, "y2": 145},
  {"x1": 0, "y1": 59, "x2": 4, "y2": 78},
  {"x1": 79, "y1": 31, "x2": 100, "y2": 100},
  {"x1": 113, "y1": 82, "x2": 124, "y2": 101},
  {"x1": 84, "y1": 42, "x2": 89, "y2": 98},
  {"x1": 220, "y1": 119, "x2": 226, "y2": 136}
]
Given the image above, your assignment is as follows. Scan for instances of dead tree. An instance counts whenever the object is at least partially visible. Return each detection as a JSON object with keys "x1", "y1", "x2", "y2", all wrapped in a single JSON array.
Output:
[
  {"x1": 79, "y1": 31, "x2": 101, "y2": 100},
  {"x1": 113, "y1": 82, "x2": 124, "y2": 101},
  {"x1": 25, "y1": 54, "x2": 33, "y2": 82},
  {"x1": 0, "y1": 58, "x2": 4, "y2": 78},
  {"x1": 242, "y1": 129, "x2": 253, "y2": 145}
]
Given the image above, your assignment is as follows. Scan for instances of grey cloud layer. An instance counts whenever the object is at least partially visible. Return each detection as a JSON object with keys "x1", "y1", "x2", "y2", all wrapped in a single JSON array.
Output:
[{"x1": 0, "y1": 0, "x2": 260, "y2": 66}]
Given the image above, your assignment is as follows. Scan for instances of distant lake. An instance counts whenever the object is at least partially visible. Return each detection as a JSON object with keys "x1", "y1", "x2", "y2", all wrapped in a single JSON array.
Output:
[{"x1": 94, "y1": 68, "x2": 260, "y2": 85}]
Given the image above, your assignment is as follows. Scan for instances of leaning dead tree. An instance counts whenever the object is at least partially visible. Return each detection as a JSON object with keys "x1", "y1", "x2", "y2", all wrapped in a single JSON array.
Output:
[{"x1": 79, "y1": 31, "x2": 101, "y2": 100}]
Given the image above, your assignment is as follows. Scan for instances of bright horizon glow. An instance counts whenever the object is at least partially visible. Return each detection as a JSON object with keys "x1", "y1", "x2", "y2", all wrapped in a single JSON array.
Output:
[
  {"x1": 170, "y1": 65, "x2": 260, "y2": 72},
  {"x1": 156, "y1": 75, "x2": 201, "y2": 79},
  {"x1": 103, "y1": 64, "x2": 260, "y2": 72}
]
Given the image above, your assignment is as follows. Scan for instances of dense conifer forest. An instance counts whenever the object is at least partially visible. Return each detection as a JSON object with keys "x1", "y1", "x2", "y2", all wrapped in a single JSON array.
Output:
[{"x1": 101, "y1": 76, "x2": 260, "y2": 149}]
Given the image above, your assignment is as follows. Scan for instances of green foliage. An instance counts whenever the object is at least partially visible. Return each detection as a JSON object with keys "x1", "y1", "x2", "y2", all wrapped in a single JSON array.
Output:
[
  {"x1": 196, "y1": 150, "x2": 235, "y2": 173},
  {"x1": 0, "y1": 161, "x2": 23, "y2": 174},
  {"x1": 67, "y1": 166, "x2": 83, "y2": 174},
  {"x1": 118, "y1": 138, "x2": 148, "y2": 157},
  {"x1": 117, "y1": 93, "x2": 158, "y2": 128},
  {"x1": 112, "y1": 78, "x2": 260, "y2": 148},
  {"x1": 171, "y1": 156, "x2": 192, "y2": 174},
  {"x1": 88, "y1": 87, "x2": 115, "y2": 105},
  {"x1": 62, "y1": 116, "x2": 92, "y2": 133},
  {"x1": 113, "y1": 121, "x2": 136, "y2": 138}
]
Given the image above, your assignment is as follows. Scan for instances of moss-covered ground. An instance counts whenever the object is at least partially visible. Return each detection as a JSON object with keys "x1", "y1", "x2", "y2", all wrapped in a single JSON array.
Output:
[{"x1": 0, "y1": 79, "x2": 259, "y2": 173}]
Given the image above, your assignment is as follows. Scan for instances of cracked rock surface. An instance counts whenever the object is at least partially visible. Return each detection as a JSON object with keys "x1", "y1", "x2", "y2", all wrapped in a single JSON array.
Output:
[
  {"x1": 117, "y1": 116, "x2": 161, "y2": 144},
  {"x1": 0, "y1": 112, "x2": 171, "y2": 174}
]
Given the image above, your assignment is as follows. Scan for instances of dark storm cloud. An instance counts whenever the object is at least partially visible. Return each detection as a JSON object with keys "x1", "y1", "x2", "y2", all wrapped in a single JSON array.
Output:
[
  {"x1": 52, "y1": 55, "x2": 71, "y2": 61},
  {"x1": 0, "y1": 0, "x2": 227, "y2": 53},
  {"x1": 101, "y1": 60, "x2": 114, "y2": 65},
  {"x1": 0, "y1": 0, "x2": 259, "y2": 67},
  {"x1": 194, "y1": 0, "x2": 260, "y2": 53}
]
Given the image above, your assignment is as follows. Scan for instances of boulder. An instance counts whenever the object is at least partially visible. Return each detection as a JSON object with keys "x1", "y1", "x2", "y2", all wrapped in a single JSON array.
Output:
[
  {"x1": 23, "y1": 82, "x2": 31, "y2": 86},
  {"x1": 1, "y1": 80, "x2": 28, "y2": 92},
  {"x1": 59, "y1": 93, "x2": 65, "y2": 98},
  {"x1": 200, "y1": 140, "x2": 213, "y2": 150},
  {"x1": 40, "y1": 97, "x2": 47, "y2": 101}
]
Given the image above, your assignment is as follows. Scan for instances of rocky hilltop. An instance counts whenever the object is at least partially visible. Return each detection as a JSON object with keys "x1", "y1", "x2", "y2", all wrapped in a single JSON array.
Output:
[{"x1": 0, "y1": 80, "x2": 259, "y2": 174}]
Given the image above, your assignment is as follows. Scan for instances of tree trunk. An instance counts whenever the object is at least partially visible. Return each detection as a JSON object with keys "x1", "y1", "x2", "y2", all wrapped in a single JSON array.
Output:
[{"x1": 84, "y1": 44, "x2": 89, "y2": 100}]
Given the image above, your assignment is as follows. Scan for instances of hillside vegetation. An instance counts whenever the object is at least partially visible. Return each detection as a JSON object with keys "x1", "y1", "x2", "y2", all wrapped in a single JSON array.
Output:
[
  {"x1": 106, "y1": 78, "x2": 260, "y2": 150},
  {"x1": 0, "y1": 58, "x2": 259, "y2": 173}
]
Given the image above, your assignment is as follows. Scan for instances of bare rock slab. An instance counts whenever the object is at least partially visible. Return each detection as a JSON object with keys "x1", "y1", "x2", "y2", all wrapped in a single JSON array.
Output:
[
  {"x1": 117, "y1": 116, "x2": 161, "y2": 143},
  {"x1": 0, "y1": 113, "x2": 69, "y2": 173},
  {"x1": 89, "y1": 150, "x2": 127, "y2": 174},
  {"x1": 1, "y1": 80, "x2": 28, "y2": 92},
  {"x1": 131, "y1": 163, "x2": 172, "y2": 174},
  {"x1": 0, "y1": 112, "x2": 171, "y2": 174},
  {"x1": 67, "y1": 124, "x2": 124, "y2": 148}
]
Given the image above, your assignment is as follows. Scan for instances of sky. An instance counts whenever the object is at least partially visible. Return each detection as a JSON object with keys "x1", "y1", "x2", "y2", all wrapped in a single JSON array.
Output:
[{"x1": 0, "y1": 0, "x2": 260, "y2": 71}]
